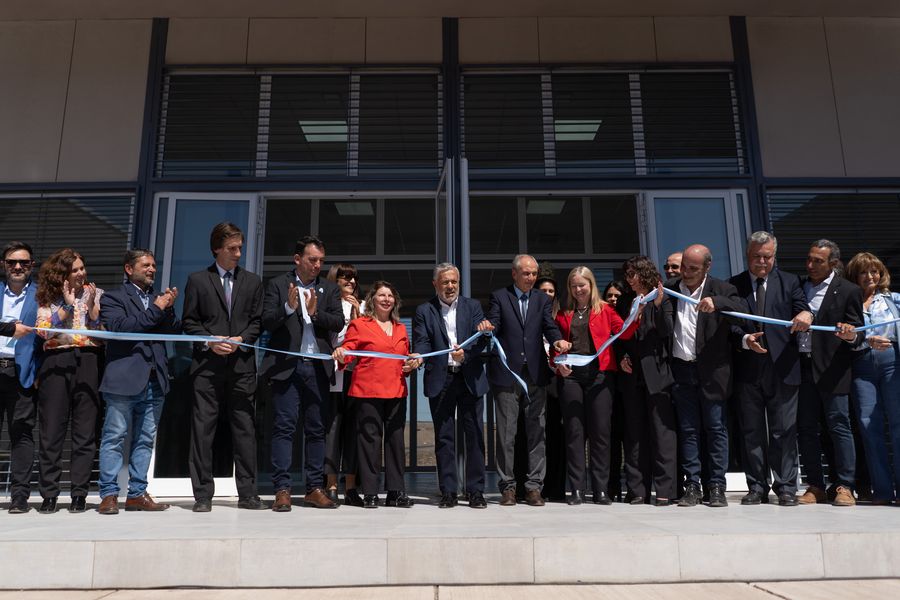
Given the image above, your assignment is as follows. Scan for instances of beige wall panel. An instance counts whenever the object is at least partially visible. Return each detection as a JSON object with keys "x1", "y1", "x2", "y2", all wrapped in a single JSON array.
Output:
[
  {"x1": 654, "y1": 17, "x2": 733, "y2": 61},
  {"x1": 538, "y1": 17, "x2": 656, "y2": 63},
  {"x1": 57, "y1": 20, "x2": 151, "y2": 182},
  {"x1": 366, "y1": 18, "x2": 442, "y2": 63},
  {"x1": 0, "y1": 21, "x2": 74, "y2": 183},
  {"x1": 166, "y1": 18, "x2": 248, "y2": 64},
  {"x1": 825, "y1": 18, "x2": 900, "y2": 177},
  {"x1": 747, "y1": 18, "x2": 844, "y2": 177},
  {"x1": 247, "y1": 18, "x2": 365, "y2": 63},
  {"x1": 459, "y1": 18, "x2": 539, "y2": 63}
]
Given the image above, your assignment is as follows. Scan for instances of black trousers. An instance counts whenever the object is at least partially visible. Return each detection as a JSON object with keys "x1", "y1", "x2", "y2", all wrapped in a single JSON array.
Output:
[
  {"x1": 0, "y1": 363, "x2": 36, "y2": 500},
  {"x1": 429, "y1": 371, "x2": 486, "y2": 495},
  {"x1": 623, "y1": 381, "x2": 677, "y2": 500},
  {"x1": 608, "y1": 379, "x2": 625, "y2": 499},
  {"x1": 558, "y1": 366, "x2": 613, "y2": 494},
  {"x1": 325, "y1": 371, "x2": 358, "y2": 478},
  {"x1": 37, "y1": 348, "x2": 100, "y2": 499},
  {"x1": 737, "y1": 361, "x2": 799, "y2": 495},
  {"x1": 355, "y1": 397, "x2": 406, "y2": 495},
  {"x1": 189, "y1": 367, "x2": 258, "y2": 500}
]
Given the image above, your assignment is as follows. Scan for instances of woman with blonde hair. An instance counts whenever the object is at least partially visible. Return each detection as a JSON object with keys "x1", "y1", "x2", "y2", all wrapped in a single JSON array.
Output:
[
  {"x1": 551, "y1": 266, "x2": 640, "y2": 505},
  {"x1": 845, "y1": 252, "x2": 900, "y2": 504}
]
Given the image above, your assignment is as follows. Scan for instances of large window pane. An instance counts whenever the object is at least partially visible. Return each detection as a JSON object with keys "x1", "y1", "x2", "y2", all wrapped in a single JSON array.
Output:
[
  {"x1": 159, "y1": 75, "x2": 259, "y2": 178},
  {"x1": 552, "y1": 74, "x2": 634, "y2": 174},
  {"x1": 526, "y1": 197, "x2": 585, "y2": 255},
  {"x1": 470, "y1": 196, "x2": 518, "y2": 255},
  {"x1": 320, "y1": 199, "x2": 378, "y2": 256},
  {"x1": 359, "y1": 75, "x2": 440, "y2": 177},
  {"x1": 384, "y1": 199, "x2": 435, "y2": 255},
  {"x1": 641, "y1": 72, "x2": 743, "y2": 175},
  {"x1": 463, "y1": 75, "x2": 544, "y2": 174},
  {"x1": 268, "y1": 75, "x2": 349, "y2": 176},
  {"x1": 263, "y1": 198, "x2": 313, "y2": 276},
  {"x1": 589, "y1": 195, "x2": 640, "y2": 254}
]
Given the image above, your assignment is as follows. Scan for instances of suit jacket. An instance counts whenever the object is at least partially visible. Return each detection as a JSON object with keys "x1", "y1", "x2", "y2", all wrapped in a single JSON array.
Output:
[
  {"x1": 340, "y1": 317, "x2": 410, "y2": 399},
  {"x1": 182, "y1": 263, "x2": 263, "y2": 375},
  {"x1": 665, "y1": 276, "x2": 742, "y2": 400},
  {"x1": 0, "y1": 280, "x2": 41, "y2": 388},
  {"x1": 413, "y1": 295, "x2": 489, "y2": 398},
  {"x1": 551, "y1": 304, "x2": 639, "y2": 372},
  {"x1": 99, "y1": 283, "x2": 180, "y2": 396},
  {"x1": 805, "y1": 275, "x2": 864, "y2": 396},
  {"x1": 260, "y1": 271, "x2": 344, "y2": 382},
  {"x1": 615, "y1": 296, "x2": 675, "y2": 396},
  {"x1": 729, "y1": 268, "x2": 810, "y2": 386},
  {"x1": 485, "y1": 285, "x2": 562, "y2": 387}
]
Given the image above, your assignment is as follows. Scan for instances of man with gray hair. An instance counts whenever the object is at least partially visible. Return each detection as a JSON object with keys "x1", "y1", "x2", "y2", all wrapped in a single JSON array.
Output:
[
  {"x1": 729, "y1": 232, "x2": 812, "y2": 507},
  {"x1": 413, "y1": 263, "x2": 490, "y2": 508}
]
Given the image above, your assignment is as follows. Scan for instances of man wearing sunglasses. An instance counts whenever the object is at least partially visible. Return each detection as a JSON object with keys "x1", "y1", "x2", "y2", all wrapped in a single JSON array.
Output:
[{"x1": 0, "y1": 241, "x2": 41, "y2": 513}]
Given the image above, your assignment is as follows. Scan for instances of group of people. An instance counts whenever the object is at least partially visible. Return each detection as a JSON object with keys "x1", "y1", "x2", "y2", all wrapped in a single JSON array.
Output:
[{"x1": 0, "y1": 222, "x2": 897, "y2": 514}]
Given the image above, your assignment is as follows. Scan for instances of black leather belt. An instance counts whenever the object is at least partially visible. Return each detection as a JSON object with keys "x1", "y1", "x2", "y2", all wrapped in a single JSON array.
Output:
[
  {"x1": 447, "y1": 365, "x2": 461, "y2": 374},
  {"x1": 0, "y1": 357, "x2": 14, "y2": 369}
]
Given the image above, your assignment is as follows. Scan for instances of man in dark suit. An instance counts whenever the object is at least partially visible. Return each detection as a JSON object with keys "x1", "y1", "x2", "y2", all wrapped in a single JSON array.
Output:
[
  {"x1": 261, "y1": 235, "x2": 343, "y2": 511},
  {"x1": 0, "y1": 241, "x2": 41, "y2": 514},
  {"x1": 796, "y1": 239, "x2": 863, "y2": 507},
  {"x1": 666, "y1": 244, "x2": 742, "y2": 508},
  {"x1": 477, "y1": 254, "x2": 570, "y2": 507},
  {"x1": 413, "y1": 263, "x2": 490, "y2": 509},
  {"x1": 182, "y1": 222, "x2": 265, "y2": 512},
  {"x1": 729, "y1": 232, "x2": 812, "y2": 507},
  {"x1": 97, "y1": 249, "x2": 179, "y2": 515}
]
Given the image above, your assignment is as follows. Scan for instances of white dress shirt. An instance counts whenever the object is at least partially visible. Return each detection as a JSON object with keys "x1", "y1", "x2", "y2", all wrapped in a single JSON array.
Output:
[
  {"x1": 441, "y1": 297, "x2": 461, "y2": 367},
  {"x1": 284, "y1": 274, "x2": 319, "y2": 356},
  {"x1": 673, "y1": 277, "x2": 706, "y2": 362},
  {"x1": 0, "y1": 282, "x2": 29, "y2": 359},
  {"x1": 798, "y1": 270, "x2": 835, "y2": 353}
]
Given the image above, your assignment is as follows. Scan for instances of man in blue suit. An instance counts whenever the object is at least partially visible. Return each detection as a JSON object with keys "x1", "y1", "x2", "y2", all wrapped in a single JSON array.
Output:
[
  {"x1": 0, "y1": 241, "x2": 41, "y2": 514},
  {"x1": 478, "y1": 254, "x2": 570, "y2": 506},
  {"x1": 730, "y1": 231, "x2": 812, "y2": 507},
  {"x1": 97, "y1": 249, "x2": 179, "y2": 515},
  {"x1": 413, "y1": 263, "x2": 490, "y2": 509}
]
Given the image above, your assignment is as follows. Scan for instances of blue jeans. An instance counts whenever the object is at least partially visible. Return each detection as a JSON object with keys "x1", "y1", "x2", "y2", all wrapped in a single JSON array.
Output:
[
  {"x1": 852, "y1": 344, "x2": 900, "y2": 501},
  {"x1": 671, "y1": 359, "x2": 729, "y2": 487},
  {"x1": 98, "y1": 381, "x2": 165, "y2": 498}
]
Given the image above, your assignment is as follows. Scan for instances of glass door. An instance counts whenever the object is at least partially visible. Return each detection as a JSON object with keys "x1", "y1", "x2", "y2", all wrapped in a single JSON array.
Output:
[{"x1": 147, "y1": 192, "x2": 260, "y2": 497}]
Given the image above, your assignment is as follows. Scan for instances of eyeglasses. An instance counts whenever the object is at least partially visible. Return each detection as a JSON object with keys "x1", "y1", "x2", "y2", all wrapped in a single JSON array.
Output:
[
  {"x1": 663, "y1": 264, "x2": 679, "y2": 270},
  {"x1": 4, "y1": 259, "x2": 33, "y2": 268}
]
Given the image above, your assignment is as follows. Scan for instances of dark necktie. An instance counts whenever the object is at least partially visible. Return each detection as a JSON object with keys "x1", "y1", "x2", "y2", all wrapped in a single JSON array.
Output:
[
  {"x1": 223, "y1": 271, "x2": 233, "y2": 317},
  {"x1": 755, "y1": 277, "x2": 766, "y2": 337},
  {"x1": 519, "y1": 292, "x2": 528, "y2": 323}
]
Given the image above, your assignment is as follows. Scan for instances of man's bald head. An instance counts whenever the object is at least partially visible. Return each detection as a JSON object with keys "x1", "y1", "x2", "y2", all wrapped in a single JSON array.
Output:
[{"x1": 680, "y1": 244, "x2": 712, "y2": 290}]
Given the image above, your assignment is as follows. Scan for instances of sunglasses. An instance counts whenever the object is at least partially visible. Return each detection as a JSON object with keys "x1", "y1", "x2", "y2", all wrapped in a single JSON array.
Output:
[
  {"x1": 664, "y1": 264, "x2": 680, "y2": 270},
  {"x1": 4, "y1": 259, "x2": 33, "y2": 268}
]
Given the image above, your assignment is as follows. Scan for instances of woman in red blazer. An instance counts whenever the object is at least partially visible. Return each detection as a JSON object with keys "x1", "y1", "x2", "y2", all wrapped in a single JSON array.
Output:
[
  {"x1": 333, "y1": 281, "x2": 420, "y2": 508},
  {"x1": 551, "y1": 266, "x2": 640, "y2": 506}
]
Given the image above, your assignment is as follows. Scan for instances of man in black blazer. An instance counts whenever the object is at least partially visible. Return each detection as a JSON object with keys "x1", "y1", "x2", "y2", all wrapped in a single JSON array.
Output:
[
  {"x1": 477, "y1": 254, "x2": 570, "y2": 507},
  {"x1": 413, "y1": 263, "x2": 490, "y2": 509},
  {"x1": 796, "y1": 239, "x2": 863, "y2": 507},
  {"x1": 97, "y1": 249, "x2": 179, "y2": 515},
  {"x1": 261, "y1": 235, "x2": 344, "y2": 511},
  {"x1": 182, "y1": 222, "x2": 265, "y2": 512},
  {"x1": 666, "y1": 244, "x2": 742, "y2": 508},
  {"x1": 729, "y1": 232, "x2": 812, "y2": 507}
]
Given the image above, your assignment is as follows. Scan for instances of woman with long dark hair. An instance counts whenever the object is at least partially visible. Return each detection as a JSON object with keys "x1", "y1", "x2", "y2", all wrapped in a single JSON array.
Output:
[{"x1": 34, "y1": 248, "x2": 104, "y2": 514}]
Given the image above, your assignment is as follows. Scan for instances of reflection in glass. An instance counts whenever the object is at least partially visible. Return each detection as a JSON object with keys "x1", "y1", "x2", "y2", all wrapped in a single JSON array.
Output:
[
  {"x1": 320, "y1": 199, "x2": 378, "y2": 256},
  {"x1": 654, "y1": 197, "x2": 731, "y2": 280},
  {"x1": 526, "y1": 197, "x2": 585, "y2": 254},
  {"x1": 589, "y1": 195, "x2": 640, "y2": 254},
  {"x1": 470, "y1": 197, "x2": 518, "y2": 255},
  {"x1": 384, "y1": 199, "x2": 436, "y2": 255}
]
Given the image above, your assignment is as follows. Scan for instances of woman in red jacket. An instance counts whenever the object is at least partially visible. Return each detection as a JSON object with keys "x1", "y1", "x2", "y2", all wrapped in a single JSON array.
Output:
[
  {"x1": 552, "y1": 266, "x2": 640, "y2": 506},
  {"x1": 333, "y1": 281, "x2": 420, "y2": 509}
]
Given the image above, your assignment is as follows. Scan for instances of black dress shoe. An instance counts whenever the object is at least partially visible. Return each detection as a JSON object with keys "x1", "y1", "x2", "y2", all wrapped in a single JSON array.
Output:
[
  {"x1": 325, "y1": 488, "x2": 339, "y2": 503},
  {"x1": 68, "y1": 496, "x2": 87, "y2": 513},
  {"x1": 438, "y1": 492, "x2": 458, "y2": 508},
  {"x1": 39, "y1": 497, "x2": 58, "y2": 514},
  {"x1": 192, "y1": 498, "x2": 212, "y2": 512},
  {"x1": 469, "y1": 491, "x2": 487, "y2": 509},
  {"x1": 344, "y1": 488, "x2": 365, "y2": 507},
  {"x1": 778, "y1": 492, "x2": 799, "y2": 507},
  {"x1": 741, "y1": 490, "x2": 765, "y2": 505},
  {"x1": 678, "y1": 484, "x2": 702, "y2": 507},
  {"x1": 363, "y1": 494, "x2": 379, "y2": 509},
  {"x1": 385, "y1": 490, "x2": 414, "y2": 508},
  {"x1": 238, "y1": 495, "x2": 267, "y2": 510},
  {"x1": 708, "y1": 484, "x2": 728, "y2": 508},
  {"x1": 592, "y1": 491, "x2": 612, "y2": 505},
  {"x1": 624, "y1": 493, "x2": 645, "y2": 505},
  {"x1": 8, "y1": 496, "x2": 30, "y2": 514},
  {"x1": 567, "y1": 490, "x2": 585, "y2": 506}
]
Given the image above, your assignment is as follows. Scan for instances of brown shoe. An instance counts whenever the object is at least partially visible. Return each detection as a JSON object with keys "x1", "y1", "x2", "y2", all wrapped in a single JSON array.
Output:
[
  {"x1": 272, "y1": 489, "x2": 292, "y2": 512},
  {"x1": 500, "y1": 489, "x2": 517, "y2": 506},
  {"x1": 798, "y1": 485, "x2": 827, "y2": 504},
  {"x1": 304, "y1": 488, "x2": 338, "y2": 509},
  {"x1": 525, "y1": 489, "x2": 545, "y2": 507},
  {"x1": 125, "y1": 492, "x2": 170, "y2": 512},
  {"x1": 832, "y1": 485, "x2": 856, "y2": 507},
  {"x1": 98, "y1": 495, "x2": 119, "y2": 515}
]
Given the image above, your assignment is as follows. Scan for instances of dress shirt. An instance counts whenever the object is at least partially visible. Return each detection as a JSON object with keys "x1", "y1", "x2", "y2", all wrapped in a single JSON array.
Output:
[
  {"x1": 860, "y1": 293, "x2": 900, "y2": 346},
  {"x1": 672, "y1": 277, "x2": 706, "y2": 362},
  {"x1": 440, "y1": 297, "x2": 461, "y2": 367},
  {"x1": 741, "y1": 272, "x2": 768, "y2": 350},
  {"x1": 798, "y1": 271, "x2": 835, "y2": 353},
  {"x1": 0, "y1": 282, "x2": 29, "y2": 358},
  {"x1": 131, "y1": 282, "x2": 151, "y2": 310},
  {"x1": 283, "y1": 273, "x2": 319, "y2": 356}
]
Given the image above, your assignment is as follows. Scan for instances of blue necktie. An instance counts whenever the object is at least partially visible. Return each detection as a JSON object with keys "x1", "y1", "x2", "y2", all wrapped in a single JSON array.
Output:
[
  {"x1": 223, "y1": 271, "x2": 233, "y2": 317},
  {"x1": 519, "y1": 292, "x2": 528, "y2": 323}
]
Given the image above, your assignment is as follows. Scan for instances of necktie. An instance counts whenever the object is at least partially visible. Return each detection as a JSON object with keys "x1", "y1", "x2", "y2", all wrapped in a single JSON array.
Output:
[
  {"x1": 519, "y1": 292, "x2": 528, "y2": 323},
  {"x1": 755, "y1": 277, "x2": 766, "y2": 343},
  {"x1": 223, "y1": 271, "x2": 233, "y2": 317}
]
